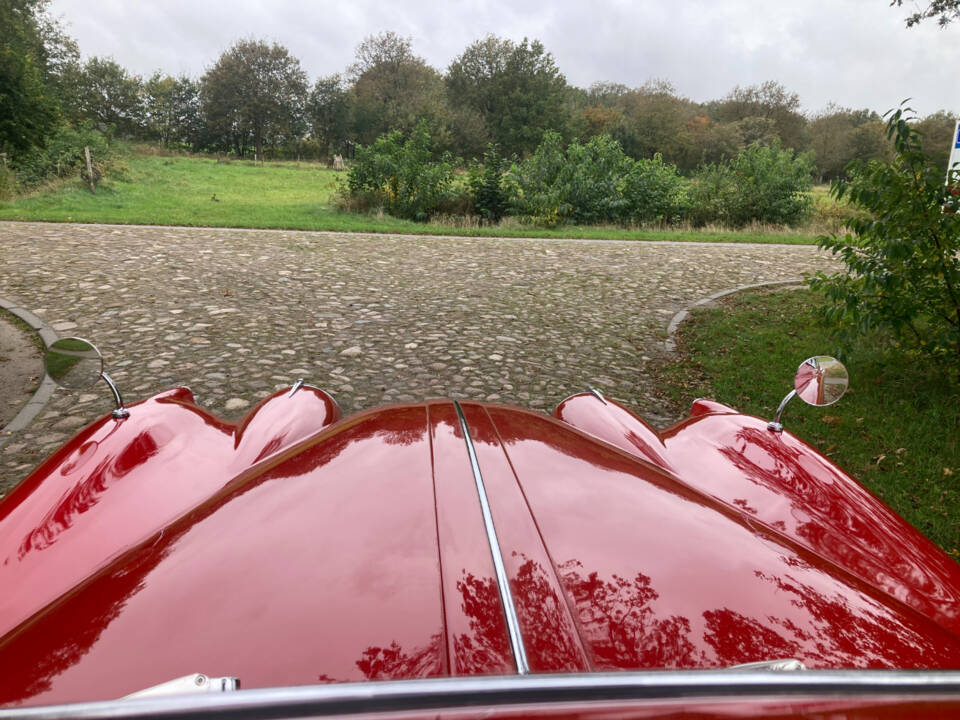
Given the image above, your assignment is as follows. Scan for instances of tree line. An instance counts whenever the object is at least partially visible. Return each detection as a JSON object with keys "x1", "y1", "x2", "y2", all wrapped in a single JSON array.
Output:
[{"x1": 2, "y1": 1, "x2": 958, "y2": 193}]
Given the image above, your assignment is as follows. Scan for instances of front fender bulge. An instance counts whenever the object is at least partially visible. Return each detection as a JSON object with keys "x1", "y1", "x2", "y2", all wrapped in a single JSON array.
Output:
[{"x1": 0, "y1": 385, "x2": 341, "y2": 639}]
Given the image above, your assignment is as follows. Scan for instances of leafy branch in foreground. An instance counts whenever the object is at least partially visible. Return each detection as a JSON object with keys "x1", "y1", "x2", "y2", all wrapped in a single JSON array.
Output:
[
  {"x1": 891, "y1": 0, "x2": 960, "y2": 27},
  {"x1": 809, "y1": 105, "x2": 960, "y2": 375}
]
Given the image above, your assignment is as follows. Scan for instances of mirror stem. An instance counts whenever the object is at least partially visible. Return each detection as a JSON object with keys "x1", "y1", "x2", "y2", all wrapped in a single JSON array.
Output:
[
  {"x1": 102, "y1": 372, "x2": 130, "y2": 419},
  {"x1": 767, "y1": 389, "x2": 796, "y2": 433}
]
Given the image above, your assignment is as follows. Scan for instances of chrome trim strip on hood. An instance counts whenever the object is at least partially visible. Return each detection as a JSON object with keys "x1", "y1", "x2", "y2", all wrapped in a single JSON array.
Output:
[
  {"x1": 9, "y1": 671, "x2": 960, "y2": 720},
  {"x1": 453, "y1": 400, "x2": 529, "y2": 675}
]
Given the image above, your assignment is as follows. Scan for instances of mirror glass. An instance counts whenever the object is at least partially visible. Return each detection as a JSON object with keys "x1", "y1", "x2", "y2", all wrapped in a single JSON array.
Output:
[
  {"x1": 793, "y1": 355, "x2": 848, "y2": 407},
  {"x1": 45, "y1": 337, "x2": 103, "y2": 390}
]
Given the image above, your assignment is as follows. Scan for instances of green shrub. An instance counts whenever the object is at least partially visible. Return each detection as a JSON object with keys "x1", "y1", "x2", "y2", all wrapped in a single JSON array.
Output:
[
  {"x1": 506, "y1": 132, "x2": 689, "y2": 226},
  {"x1": 467, "y1": 144, "x2": 510, "y2": 225},
  {"x1": 503, "y1": 131, "x2": 566, "y2": 226},
  {"x1": 809, "y1": 106, "x2": 960, "y2": 374},
  {"x1": 11, "y1": 123, "x2": 115, "y2": 189},
  {"x1": 622, "y1": 154, "x2": 690, "y2": 224},
  {"x1": 686, "y1": 163, "x2": 736, "y2": 226},
  {"x1": 689, "y1": 142, "x2": 814, "y2": 227},
  {"x1": 345, "y1": 121, "x2": 460, "y2": 221}
]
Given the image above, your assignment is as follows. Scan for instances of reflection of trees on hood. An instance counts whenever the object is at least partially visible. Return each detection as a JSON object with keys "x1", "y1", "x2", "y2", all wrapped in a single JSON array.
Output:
[
  {"x1": 719, "y1": 426, "x2": 960, "y2": 626},
  {"x1": 752, "y1": 560, "x2": 960, "y2": 668},
  {"x1": 454, "y1": 572, "x2": 513, "y2": 674},
  {"x1": 557, "y1": 559, "x2": 700, "y2": 669},
  {"x1": 511, "y1": 555, "x2": 584, "y2": 671},
  {"x1": 702, "y1": 608, "x2": 801, "y2": 665},
  {"x1": 356, "y1": 636, "x2": 442, "y2": 680}
]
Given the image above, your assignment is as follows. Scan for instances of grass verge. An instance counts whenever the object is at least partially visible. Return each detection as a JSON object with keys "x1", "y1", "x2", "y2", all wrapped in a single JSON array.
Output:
[
  {"x1": 657, "y1": 288, "x2": 960, "y2": 555},
  {"x1": 0, "y1": 152, "x2": 819, "y2": 244}
]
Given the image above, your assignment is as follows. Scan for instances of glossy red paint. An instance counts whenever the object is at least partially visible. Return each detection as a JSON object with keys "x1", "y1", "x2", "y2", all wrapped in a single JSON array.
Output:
[
  {"x1": 460, "y1": 402, "x2": 590, "y2": 673},
  {"x1": 0, "y1": 385, "x2": 340, "y2": 641},
  {"x1": 0, "y1": 403, "x2": 444, "y2": 705},
  {"x1": 490, "y1": 403, "x2": 960, "y2": 670},
  {"x1": 555, "y1": 393, "x2": 960, "y2": 640},
  {"x1": 4, "y1": 388, "x2": 960, "y2": 710},
  {"x1": 427, "y1": 401, "x2": 515, "y2": 676}
]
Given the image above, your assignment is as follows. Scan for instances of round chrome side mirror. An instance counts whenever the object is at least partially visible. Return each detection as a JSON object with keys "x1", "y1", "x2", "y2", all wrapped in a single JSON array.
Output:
[
  {"x1": 793, "y1": 355, "x2": 849, "y2": 407},
  {"x1": 768, "y1": 355, "x2": 849, "y2": 433},
  {"x1": 44, "y1": 337, "x2": 130, "y2": 419},
  {"x1": 45, "y1": 337, "x2": 104, "y2": 389}
]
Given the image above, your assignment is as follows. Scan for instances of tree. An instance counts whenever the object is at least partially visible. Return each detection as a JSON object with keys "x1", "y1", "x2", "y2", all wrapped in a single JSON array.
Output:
[
  {"x1": 143, "y1": 72, "x2": 175, "y2": 144},
  {"x1": 347, "y1": 32, "x2": 449, "y2": 146},
  {"x1": 711, "y1": 81, "x2": 808, "y2": 151},
  {"x1": 446, "y1": 36, "x2": 569, "y2": 157},
  {"x1": 64, "y1": 57, "x2": 144, "y2": 137},
  {"x1": 677, "y1": 114, "x2": 742, "y2": 171},
  {"x1": 307, "y1": 74, "x2": 350, "y2": 156},
  {"x1": 143, "y1": 73, "x2": 205, "y2": 148},
  {"x1": 0, "y1": 0, "x2": 65, "y2": 154},
  {"x1": 349, "y1": 30, "x2": 417, "y2": 78},
  {"x1": 612, "y1": 81, "x2": 697, "y2": 164},
  {"x1": 810, "y1": 106, "x2": 960, "y2": 372},
  {"x1": 915, "y1": 110, "x2": 959, "y2": 172},
  {"x1": 891, "y1": 0, "x2": 960, "y2": 26},
  {"x1": 201, "y1": 39, "x2": 308, "y2": 158}
]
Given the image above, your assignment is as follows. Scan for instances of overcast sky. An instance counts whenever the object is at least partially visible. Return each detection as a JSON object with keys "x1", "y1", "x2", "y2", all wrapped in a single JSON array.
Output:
[{"x1": 47, "y1": 0, "x2": 959, "y2": 118}]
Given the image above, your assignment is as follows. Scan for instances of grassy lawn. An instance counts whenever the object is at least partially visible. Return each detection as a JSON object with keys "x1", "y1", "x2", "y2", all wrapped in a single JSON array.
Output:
[
  {"x1": 0, "y1": 152, "x2": 819, "y2": 244},
  {"x1": 658, "y1": 288, "x2": 960, "y2": 555}
]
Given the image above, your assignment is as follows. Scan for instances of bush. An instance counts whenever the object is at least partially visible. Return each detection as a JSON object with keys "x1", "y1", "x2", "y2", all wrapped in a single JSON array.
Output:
[
  {"x1": 689, "y1": 142, "x2": 814, "y2": 227},
  {"x1": 505, "y1": 132, "x2": 687, "y2": 226},
  {"x1": 503, "y1": 131, "x2": 567, "y2": 226},
  {"x1": 11, "y1": 123, "x2": 115, "y2": 189},
  {"x1": 345, "y1": 121, "x2": 460, "y2": 221},
  {"x1": 622, "y1": 154, "x2": 690, "y2": 224},
  {"x1": 809, "y1": 106, "x2": 960, "y2": 374},
  {"x1": 467, "y1": 144, "x2": 510, "y2": 225}
]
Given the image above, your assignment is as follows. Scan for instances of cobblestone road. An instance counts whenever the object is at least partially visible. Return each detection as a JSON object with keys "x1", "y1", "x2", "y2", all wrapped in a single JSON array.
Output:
[{"x1": 0, "y1": 222, "x2": 839, "y2": 491}]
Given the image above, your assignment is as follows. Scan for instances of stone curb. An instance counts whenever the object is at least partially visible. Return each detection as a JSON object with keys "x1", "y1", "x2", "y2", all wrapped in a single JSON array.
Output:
[
  {"x1": 664, "y1": 279, "x2": 805, "y2": 352},
  {"x1": 0, "y1": 297, "x2": 58, "y2": 449}
]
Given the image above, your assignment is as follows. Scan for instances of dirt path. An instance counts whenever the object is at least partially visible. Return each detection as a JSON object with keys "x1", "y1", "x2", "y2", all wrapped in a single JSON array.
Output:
[
  {"x1": 0, "y1": 312, "x2": 42, "y2": 431},
  {"x1": 0, "y1": 222, "x2": 840, "y2": 492}
]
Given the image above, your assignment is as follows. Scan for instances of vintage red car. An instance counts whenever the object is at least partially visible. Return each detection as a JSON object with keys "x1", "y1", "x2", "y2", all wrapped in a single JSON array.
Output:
[{"x1": 3, "y1": 341, "x2": 960, "y2": 719}]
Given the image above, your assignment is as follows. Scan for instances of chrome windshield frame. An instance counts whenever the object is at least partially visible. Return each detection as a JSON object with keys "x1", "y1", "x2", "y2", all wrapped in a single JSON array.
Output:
[{"x1": 7, "y1": 671, "x2": 960, "y2": 720}]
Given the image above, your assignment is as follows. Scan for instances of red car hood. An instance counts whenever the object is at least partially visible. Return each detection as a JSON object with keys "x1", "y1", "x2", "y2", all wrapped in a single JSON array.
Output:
[{"x1": 2, "y1": 388, "x2": 960, "y2": 707}]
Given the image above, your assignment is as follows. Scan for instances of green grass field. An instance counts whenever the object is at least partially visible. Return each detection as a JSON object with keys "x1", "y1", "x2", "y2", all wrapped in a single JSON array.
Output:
[
  {"x1": 659, "y1": 288, "x2": 960, "y2": 555},
  {"x1": 0, "y1": 152, "x2": 821, "y2": 244}
]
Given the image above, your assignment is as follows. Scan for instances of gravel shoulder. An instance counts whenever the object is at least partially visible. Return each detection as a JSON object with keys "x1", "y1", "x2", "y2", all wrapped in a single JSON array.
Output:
[{"x1": 0, "y1": 221, "x2": 840, "y2": 493}]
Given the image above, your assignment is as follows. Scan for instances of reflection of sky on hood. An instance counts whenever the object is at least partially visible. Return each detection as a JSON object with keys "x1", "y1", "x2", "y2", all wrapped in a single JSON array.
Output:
[{"x1": 48, "y1": 0, "x2": 959, "y2": 117}]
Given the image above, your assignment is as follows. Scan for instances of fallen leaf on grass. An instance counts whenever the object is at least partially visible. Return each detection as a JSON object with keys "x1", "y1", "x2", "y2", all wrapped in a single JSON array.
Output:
[
  {"x1": 821, "y1": 415, "x2": 840, "y2": 424},
  {"x1": 874, "y1": 454, "x2": 886, "y2": 465},
  {"x1": 945, "y1": 468, "x2": 955, "y2": 477}
]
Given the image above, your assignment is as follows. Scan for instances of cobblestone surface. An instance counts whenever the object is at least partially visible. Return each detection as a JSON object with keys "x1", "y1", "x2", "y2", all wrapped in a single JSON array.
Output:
[{"x1": 0, "y1": 222, "x2": 839, "y2": 492}]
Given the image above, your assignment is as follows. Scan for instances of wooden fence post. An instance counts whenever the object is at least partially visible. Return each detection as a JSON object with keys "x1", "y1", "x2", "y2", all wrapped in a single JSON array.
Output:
[{"x1": 84, "y1": 146, "x2": 96, "y2": 194}]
